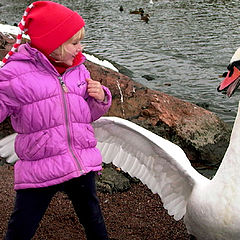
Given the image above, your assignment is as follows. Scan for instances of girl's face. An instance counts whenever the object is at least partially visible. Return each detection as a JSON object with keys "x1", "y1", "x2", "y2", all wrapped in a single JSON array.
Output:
[{"x1": 51, "y1": 39, "x2": 83, "y2": 66}]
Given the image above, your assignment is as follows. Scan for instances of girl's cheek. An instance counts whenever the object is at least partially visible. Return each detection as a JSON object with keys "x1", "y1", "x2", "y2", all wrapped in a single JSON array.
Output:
[{"x1": 50, "y1": 50, "x2": 62, "y2": 61}]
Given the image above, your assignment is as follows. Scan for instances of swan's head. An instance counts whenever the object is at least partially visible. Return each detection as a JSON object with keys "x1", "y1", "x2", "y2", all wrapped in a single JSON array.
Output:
[{"x1": 218, "y1": 48, "x2": 240, "y2": 97}]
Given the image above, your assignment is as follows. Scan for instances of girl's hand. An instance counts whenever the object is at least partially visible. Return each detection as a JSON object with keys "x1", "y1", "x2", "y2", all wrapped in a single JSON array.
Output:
[{"x1": 86, "y1": 78, "x2": 105, "y2": 102}]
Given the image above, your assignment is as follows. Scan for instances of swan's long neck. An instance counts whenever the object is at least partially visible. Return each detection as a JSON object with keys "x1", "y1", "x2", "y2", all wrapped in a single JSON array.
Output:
[{"x1": 213, "y1": 101, "x2": 240, "y2": 182}]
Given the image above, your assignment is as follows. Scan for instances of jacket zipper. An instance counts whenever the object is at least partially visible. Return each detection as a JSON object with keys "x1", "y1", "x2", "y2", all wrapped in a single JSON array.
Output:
[
  {"x1": 57, "y1": 76, "x2": 85, "y2": 174},
  {"x1": 59, "y1": 76, "x2": 69, "y2": 93}
]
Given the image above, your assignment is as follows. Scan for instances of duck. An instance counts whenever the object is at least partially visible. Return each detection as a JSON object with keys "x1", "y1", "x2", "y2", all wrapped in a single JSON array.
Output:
[
  {"x1": 1, "y1": 97, "x2": 240, "y2": 239},
  {"x1": 130, "y1": 8, "x2": 144, "y2": 14},
  {"x1": 119, "y1": 5, "x2": 123, "y2": 12},
  {"x1": 140, "y1": 13, "x2": 150, "y2": 23}
]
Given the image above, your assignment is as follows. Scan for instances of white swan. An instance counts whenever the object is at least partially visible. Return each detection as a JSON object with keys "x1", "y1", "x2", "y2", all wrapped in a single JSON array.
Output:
[
  {"x1": 1, "y1": 101, "x2": 240, "y2": 239},
  {"x1": 218, "y1": 47, "x2": 240, "y2": 97}
]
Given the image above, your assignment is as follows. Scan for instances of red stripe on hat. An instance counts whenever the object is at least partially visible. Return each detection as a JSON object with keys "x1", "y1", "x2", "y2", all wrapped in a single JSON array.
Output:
[
  {"x1": 13, "y1": 43, "x2": 20, "y2": 49},
  {"x1": 0, "y1": 2, "x2": 35, "y2": 67},
  {"x1": 18, "y1": 22, "x2": 24, "y2": 31},
  {"x1": 25, "y1": 6, "x2": 32, "y2": 13}
]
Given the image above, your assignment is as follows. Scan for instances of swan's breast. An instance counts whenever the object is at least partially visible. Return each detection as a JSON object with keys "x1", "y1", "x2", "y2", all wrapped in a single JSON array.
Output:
[{"x1": 184, "y1": 182, "x2": 240, "y2": 240}]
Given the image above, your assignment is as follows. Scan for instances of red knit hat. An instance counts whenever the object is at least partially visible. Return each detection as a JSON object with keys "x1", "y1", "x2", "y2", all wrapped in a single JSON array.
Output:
[{"x1": 0, "y1": 1, "x2": 85, "y2": 67}]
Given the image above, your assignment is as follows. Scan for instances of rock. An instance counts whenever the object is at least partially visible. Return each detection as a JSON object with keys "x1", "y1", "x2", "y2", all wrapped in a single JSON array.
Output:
[
  {"x1": 84, "y1": 60, "x2": 230, "y2": 166},
  {"x1": 142, "y1": 74, "x2": 156, "y2": 81},
  {"x1": 0, "y1": 30, "x2": 231, "y2": 169},
  {"x1": 96, "y1": 164, "x2": 131, "y2": 193}
]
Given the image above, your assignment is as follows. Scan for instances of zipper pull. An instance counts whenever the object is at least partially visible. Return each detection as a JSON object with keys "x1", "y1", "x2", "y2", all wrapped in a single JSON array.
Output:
[
  {"x1": 61, "y1": 83, "x2": 68, "y2": 93},
  {"x1": 58, "y1": 76, "x2": 68, "y2": 93}
]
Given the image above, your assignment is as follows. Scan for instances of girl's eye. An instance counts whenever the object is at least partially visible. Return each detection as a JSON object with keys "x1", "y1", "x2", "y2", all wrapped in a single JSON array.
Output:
[{"x1": 73, "y1": 41, "x2": 80, "y2": 46}]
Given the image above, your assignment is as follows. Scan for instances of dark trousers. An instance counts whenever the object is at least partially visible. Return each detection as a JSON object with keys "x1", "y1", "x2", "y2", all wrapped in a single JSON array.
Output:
[{"x1": 5, "y1": 172, "x2": 109, "y2": 240}]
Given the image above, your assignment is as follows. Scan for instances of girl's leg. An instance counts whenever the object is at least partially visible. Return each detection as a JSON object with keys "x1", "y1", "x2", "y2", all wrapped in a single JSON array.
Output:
[
  {"x1": 5, "y1": 186, "x2": 57, "y2": 240},
  {"x1": 64, "y1": 172, "x2": 109, "y2": 240}
]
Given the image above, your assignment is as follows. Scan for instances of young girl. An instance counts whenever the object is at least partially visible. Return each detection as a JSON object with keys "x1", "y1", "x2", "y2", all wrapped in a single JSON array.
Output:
[{"x1": 0, "y1": 1, "x2": 112, "y2": 240}]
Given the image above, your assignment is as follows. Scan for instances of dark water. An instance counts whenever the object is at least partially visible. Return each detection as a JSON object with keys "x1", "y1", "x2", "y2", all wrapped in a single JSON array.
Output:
[{"x1": 1, "y1": 0, "x2": 240, "y2": 124}]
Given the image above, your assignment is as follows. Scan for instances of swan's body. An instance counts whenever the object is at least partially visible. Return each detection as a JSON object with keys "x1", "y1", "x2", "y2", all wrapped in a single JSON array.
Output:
[{"x1": 1, "y1": 103, "x2": 240, "y2": 239}]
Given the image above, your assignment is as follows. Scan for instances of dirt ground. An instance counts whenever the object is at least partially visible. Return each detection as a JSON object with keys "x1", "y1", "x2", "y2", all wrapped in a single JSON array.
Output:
[{"x1": 0, "y1": 165, "x2": 190, "y2": 240}]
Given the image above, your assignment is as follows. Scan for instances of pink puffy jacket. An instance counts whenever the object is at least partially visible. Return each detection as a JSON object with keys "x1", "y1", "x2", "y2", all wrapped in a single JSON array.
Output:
[{"x1": 0, "y1": 43, "x2": 112, "y2": 190}]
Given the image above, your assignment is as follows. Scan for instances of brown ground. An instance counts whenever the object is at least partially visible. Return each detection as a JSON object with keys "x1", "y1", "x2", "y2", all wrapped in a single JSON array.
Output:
[{"x1": 0, "y1": 165, "x2": 190, "y2": 240}]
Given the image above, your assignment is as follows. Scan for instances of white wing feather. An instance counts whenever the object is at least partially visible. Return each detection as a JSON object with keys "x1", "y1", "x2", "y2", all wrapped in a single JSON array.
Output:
[
  {"x1": 0, "y1": 117, "x2": 209, "y2": 220},
  {"x1": 93, "y1": 117, "x2": 209, "y2": 220},
  {"x1": 0, "y1": 133, "x2": 18, "y2": 164}
]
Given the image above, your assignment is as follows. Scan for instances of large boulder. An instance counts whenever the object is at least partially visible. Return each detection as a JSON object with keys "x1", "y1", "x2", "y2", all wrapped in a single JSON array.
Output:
[
  {"x1": 0, "y1": 31, "x2": 231, "y2": 167},
  {"x1": 84, "y1": 60, "x2": 230, "y2": 166}
]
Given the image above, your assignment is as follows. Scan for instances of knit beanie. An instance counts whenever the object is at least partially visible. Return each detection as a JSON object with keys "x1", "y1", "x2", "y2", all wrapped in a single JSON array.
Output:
[{"x1": 1, "y1": 1, "x2": 85, "y2": 67}]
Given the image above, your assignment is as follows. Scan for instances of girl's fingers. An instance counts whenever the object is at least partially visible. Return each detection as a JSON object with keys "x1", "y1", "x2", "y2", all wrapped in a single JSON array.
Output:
[{"x1": 86, "y1": 78, "x2": 105, "y2": 101}]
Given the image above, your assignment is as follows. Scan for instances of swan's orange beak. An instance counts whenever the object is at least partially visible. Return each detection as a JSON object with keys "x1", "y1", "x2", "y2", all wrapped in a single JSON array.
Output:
[{"x1": 217, "y1": 66, "x2": 240, "y2": 97}]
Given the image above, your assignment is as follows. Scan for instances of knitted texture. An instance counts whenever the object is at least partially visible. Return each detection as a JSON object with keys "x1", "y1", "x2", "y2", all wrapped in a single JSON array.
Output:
[
  {"x1": 0, "y1": 1, "x2": 85, "y2": 67},
  {"x1": 0, "y1": 3, "x2": 34, "y2": 67}
]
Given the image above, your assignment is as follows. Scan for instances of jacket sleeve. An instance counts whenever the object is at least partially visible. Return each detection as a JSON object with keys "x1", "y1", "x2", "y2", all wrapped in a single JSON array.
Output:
[
  {"x1": 0, "y1": 100, "x2": 10, "y2": 123},
  {"x1": 0, "y1": 70, "x2": 19, "y2": 123},
  {"x1": 82, "y1": 64, "x2": 112, "y2": 121}
]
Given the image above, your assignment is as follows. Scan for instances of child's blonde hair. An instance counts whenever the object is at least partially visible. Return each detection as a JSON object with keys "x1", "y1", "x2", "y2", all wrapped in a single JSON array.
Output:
[{"x1": 52, "y1": 27, "x2": 85, "y2": 59}]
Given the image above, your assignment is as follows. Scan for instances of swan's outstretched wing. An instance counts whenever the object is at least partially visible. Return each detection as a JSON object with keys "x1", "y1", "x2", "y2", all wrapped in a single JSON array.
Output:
[
  {"x1": 0, "y1": 133, "x2": 18, "y2": 164},
  {"x1": 0, "y1": 117, "x2": 210, "y2": 220},
  {"x1": 93, "y1": 117, "x2": 210, "y2": 220}
]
